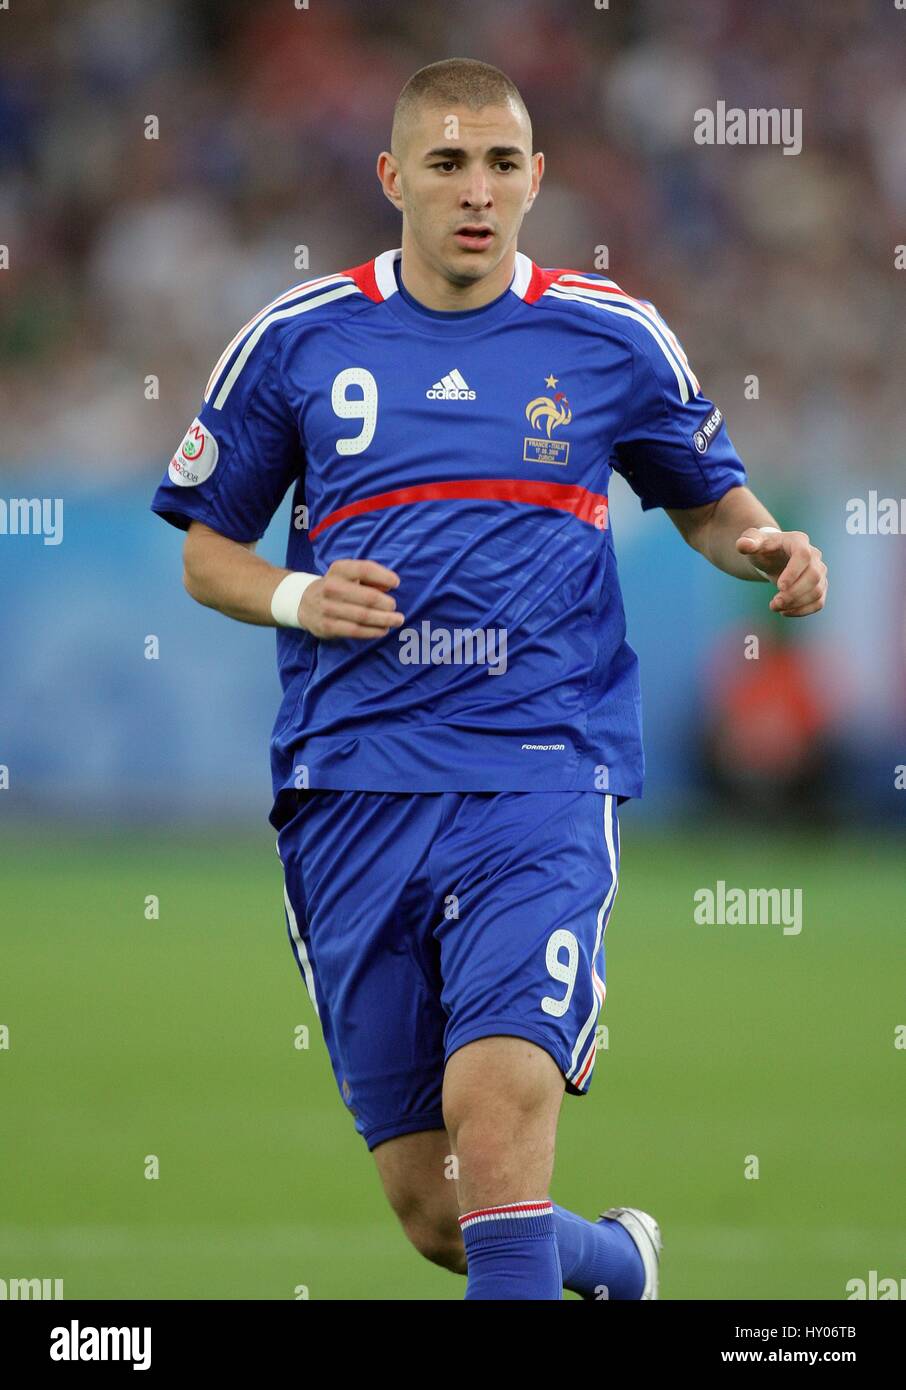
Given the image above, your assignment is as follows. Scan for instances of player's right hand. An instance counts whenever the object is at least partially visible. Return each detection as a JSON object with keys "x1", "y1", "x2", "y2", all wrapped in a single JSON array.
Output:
[{"x1": 298, "y1": 559, "x2": 404, "y2": 639}]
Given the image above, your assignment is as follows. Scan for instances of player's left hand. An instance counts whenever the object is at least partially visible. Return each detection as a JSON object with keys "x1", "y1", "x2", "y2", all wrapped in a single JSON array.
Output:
[{"x1": 735, "y1": 528, "x2": 828, "y2": 616}]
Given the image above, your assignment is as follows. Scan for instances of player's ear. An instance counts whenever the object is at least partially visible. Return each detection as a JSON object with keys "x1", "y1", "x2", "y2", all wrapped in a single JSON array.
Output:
[
  {"x1": 525, "y1": 152, "x2": 543, "y2": 210},
  {"x1": 377, "y1": 151, "x2": 397, "y2": 178},
  {"x1": 377, "y1": 151, "x2": 404, "y2": 210}
]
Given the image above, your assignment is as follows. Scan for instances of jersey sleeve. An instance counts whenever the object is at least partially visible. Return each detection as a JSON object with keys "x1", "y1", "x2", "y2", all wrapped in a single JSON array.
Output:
[
  {"x1": 611, "y1": 306, "x2": 747, "y2": 511},
  {"x1": 150, "y1": 329, "x2": 303, "y2": 543}
]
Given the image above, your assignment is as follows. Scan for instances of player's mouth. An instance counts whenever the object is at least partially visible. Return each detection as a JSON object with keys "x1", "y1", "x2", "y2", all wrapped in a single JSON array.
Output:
[{"x1": 453, "y1": 225, "x2": 495, "y2": 251}]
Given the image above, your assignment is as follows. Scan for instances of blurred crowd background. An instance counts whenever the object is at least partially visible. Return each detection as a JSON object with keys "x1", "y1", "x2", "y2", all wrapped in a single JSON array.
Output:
[{"x1": 1, "y1": 0, "x2": 903, "y2": 826}]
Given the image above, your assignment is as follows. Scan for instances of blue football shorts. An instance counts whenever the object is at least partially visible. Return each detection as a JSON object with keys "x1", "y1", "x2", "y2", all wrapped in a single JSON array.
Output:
[{"x1": 275, "y1": 789, "x2": 620, "y2": 1151}]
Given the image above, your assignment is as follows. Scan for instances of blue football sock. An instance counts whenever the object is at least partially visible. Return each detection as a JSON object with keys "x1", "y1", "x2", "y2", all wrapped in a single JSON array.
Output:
[
  {"x1": 459, "y1": 1201, "x2": 562, "y2": 1300},
  {"x1": 553, "y1": 1204, "x2": 645, "y2": 1299}
]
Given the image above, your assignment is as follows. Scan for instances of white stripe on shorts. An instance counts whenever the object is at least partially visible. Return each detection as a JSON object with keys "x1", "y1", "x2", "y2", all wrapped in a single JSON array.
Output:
[
  {"x1": 566, "y1": 793, "x2": 618, "y2": 1084},
  {"x1": 281, "y1": 870, "x2": 320, "y2": 1019}
]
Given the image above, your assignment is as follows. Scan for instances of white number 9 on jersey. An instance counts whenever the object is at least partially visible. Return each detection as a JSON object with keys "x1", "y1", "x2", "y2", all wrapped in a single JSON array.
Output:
[
  {"x1": 542, "y1": 928, "x2": 580, "y2": 1017},
  {"x1": 331, "y1": 367, "x2": 378, "y2": 456}
]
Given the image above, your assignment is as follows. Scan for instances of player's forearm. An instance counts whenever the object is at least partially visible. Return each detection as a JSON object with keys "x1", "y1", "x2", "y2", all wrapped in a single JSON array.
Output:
[
  {"x1": 691, "y1": 485, "x2": 780, "y2": 580},
  {"x1": 183, "y1": 523, "x2": 289, "y2": 627}
]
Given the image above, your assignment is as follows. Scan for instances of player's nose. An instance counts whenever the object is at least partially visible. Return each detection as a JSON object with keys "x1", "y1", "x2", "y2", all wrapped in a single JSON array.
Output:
[{"x1": 461, "y1": 176, "x2": 492, "y2": 208}]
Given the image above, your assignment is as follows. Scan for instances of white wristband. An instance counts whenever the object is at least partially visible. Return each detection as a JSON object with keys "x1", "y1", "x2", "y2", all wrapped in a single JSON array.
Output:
[
  {"x1": 752, "y1": 525, "x2": 781, "y2": 580},
  {"x1": 270, "y1": 571, "x2": 321, "y2": 628}
]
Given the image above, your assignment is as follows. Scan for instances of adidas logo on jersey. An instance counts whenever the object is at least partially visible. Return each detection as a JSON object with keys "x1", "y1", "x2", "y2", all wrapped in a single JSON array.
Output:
[{"x1": 426, "y1": 369, "x2": 476, "y2": 401}]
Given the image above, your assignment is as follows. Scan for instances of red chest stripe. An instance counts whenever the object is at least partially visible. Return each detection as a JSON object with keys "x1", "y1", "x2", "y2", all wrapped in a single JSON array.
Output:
[{"x1": 308, "y1": 478, "x2": 609, "y2": 542}]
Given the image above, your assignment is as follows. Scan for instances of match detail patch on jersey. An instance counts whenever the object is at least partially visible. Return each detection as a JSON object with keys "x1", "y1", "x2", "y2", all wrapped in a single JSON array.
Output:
[
  {"x1": 168, "y1": 418, "x2": 219, "y2": 487},
  {"x1": 692, "y1": 405, "x2": 724, "y2": 454},
  {"x1": 524, "y1": 380, "x2": 572, "y2": 465}
]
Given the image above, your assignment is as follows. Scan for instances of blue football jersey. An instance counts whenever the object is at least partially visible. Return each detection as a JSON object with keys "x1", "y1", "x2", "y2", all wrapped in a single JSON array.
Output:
[{"x1": 151, "y1": 247, "x2": 747, "y2": 821}]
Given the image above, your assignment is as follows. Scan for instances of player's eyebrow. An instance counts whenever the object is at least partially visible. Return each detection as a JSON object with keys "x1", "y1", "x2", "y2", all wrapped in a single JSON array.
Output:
[{"x1": 423, "y1": 145, "x2": 525, "y2": 161}]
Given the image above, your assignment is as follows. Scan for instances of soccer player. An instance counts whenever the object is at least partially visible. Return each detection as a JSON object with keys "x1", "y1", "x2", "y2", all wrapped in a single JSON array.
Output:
[{"x1": 151, "y1": 58, "x2": 828, "y2": 1300}]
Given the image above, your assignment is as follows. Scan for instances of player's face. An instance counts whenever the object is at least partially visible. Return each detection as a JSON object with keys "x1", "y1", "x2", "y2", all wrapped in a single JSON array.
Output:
[{"x1": 388, "y1": 102, "x2": 542, "y2": 287}]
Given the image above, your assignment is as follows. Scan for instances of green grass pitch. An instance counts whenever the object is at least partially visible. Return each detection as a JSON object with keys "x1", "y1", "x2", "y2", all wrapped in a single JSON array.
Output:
[{"x1": 2, "y1": 822, "x2": 903, "y2": 1299}]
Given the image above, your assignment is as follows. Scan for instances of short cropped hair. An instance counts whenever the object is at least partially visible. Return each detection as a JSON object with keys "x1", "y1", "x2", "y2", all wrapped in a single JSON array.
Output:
[{"x1": 391, "y1": 58, "x2": 531, "y2": 157}]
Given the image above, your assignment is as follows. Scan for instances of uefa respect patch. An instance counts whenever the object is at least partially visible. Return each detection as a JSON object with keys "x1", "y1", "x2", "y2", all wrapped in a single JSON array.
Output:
[
  {"x1": 692, "y1": 405, "x2": 724, "y2": 455},
  {"x1": 168, "y1": 418, "x2": 219, "y2": 487}
]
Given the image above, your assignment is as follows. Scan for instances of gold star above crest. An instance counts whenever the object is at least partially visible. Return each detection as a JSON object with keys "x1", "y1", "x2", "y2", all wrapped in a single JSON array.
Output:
[{"x1": 545, "y1": 373, "x2": 559, "y2": 388}]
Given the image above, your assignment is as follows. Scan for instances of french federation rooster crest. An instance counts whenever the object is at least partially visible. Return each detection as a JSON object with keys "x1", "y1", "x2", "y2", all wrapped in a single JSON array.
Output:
[{"x1": 525, "y1": 388, "x2": 572, "y2": 438}]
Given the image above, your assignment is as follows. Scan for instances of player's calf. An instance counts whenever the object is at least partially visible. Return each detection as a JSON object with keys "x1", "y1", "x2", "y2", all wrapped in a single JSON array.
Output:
[
  {"x1": 395, "y1": 1204, "x2": 466, "y2": 1274},
  {"x1": 372, "y1": 1130, "x2": 466, "y2": 1275}
]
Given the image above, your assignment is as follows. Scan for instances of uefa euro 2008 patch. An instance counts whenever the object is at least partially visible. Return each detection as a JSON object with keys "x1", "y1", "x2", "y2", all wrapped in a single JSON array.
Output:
[{"x1": 168, "y1": 418, "x2": 219, "y2": 487}]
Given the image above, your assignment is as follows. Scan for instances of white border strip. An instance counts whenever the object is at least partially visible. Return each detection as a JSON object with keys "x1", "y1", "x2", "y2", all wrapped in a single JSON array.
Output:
[
  {"x1": 283, "y1": 879, "x2": 320, "y2": 1019},
  {"x1": 567, "y1": 794, "x2": 618, "y2": 1083},
  {"x1": 204, "y1": 273, "x2": 352, "y2": 401},
  {"x1": 557, "y1": 275, "x2": 700, "y2": 394},
  {"x1": 212, "y1": 283, "x2": 360, "y2": 410},
  {"x1": 373, "y1": 248, "x2": 401, "y2": 300},
  {"x1": 510, "y1": 251, "x2": 533, "y2": 300},
  {"x1": 545, "y1": 284, "x2": 693, "y2": 403}
]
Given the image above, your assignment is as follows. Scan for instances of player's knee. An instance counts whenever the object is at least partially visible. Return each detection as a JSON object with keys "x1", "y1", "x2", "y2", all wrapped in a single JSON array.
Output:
[
  {"x1": 445, "y1": 1082, "x2": 542, "y2": 1136},
  {"x1": 443, "y1": 1075, "x2": 560, "y2": 1195},
  {"x1": 443, "y1": 1037, "x2": 563, "y2": 1145},
  {"x1": 444, "y1": 1075, "x2": 555, "y2": 1157}
]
